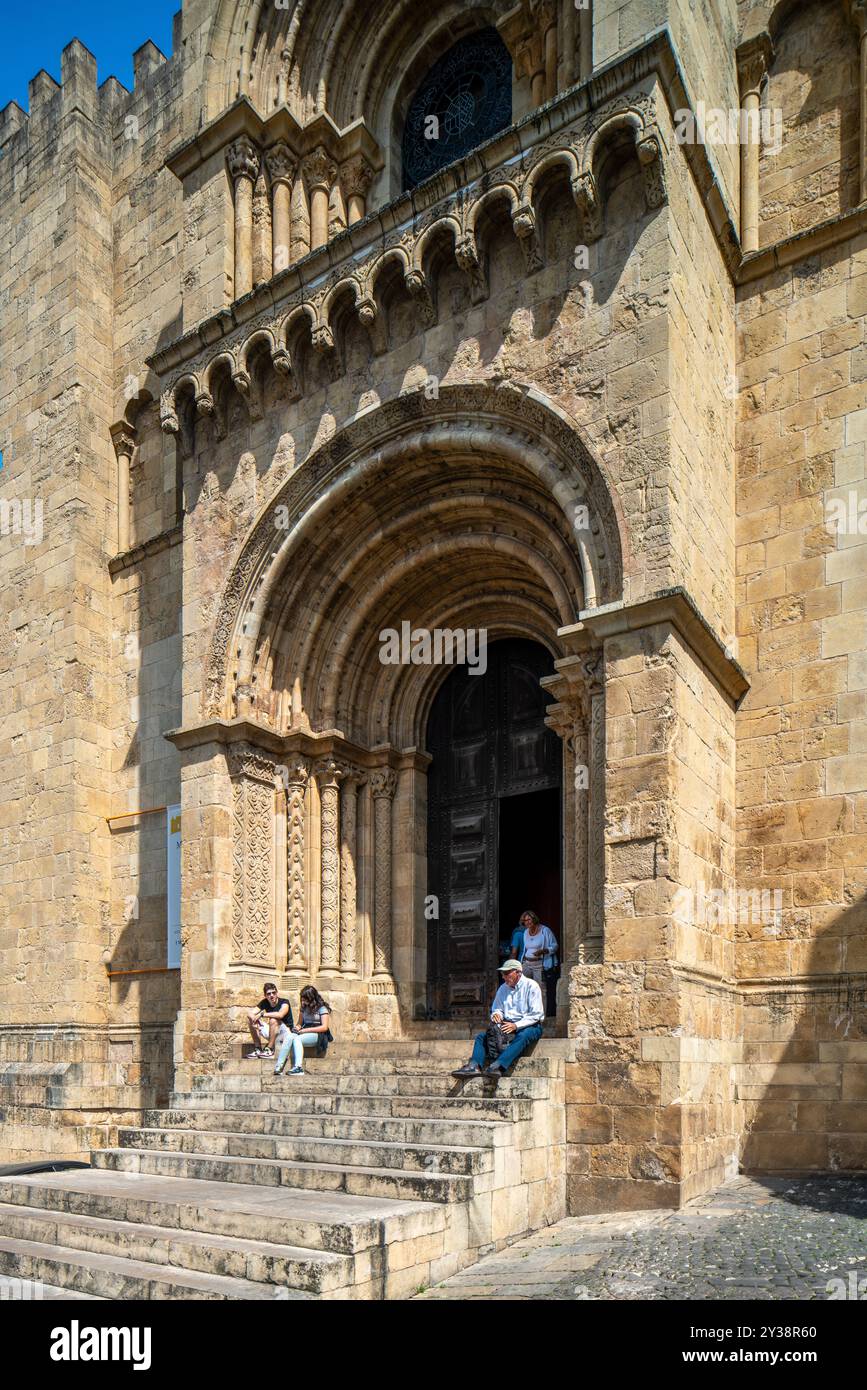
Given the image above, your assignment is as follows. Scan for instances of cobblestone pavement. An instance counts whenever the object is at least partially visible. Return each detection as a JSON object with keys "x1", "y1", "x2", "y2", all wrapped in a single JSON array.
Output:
[{"x1": 414, "y1": 1176, "x2": 867, "y2": 1300}]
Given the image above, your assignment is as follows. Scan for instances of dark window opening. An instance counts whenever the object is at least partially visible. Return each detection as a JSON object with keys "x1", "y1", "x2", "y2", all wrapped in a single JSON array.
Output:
[{"x1": 402, "y1": 27, "x2": 513, "y2": 192}]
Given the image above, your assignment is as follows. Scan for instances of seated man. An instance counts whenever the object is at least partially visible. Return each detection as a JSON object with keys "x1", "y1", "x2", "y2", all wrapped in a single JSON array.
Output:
[
  {"x1": 245, "y1": 983, "x2": 293, "y2": 1059},
  {"x1": 451, "y1": 959, "x2": 543, "y2": 1080}
]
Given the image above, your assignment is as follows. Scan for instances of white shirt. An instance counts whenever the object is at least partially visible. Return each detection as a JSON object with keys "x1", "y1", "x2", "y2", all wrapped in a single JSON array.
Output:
[
  {"x1": 491, "y1": 974, "x2": 544, "y2": 1030},
  {"x1": 520, "y1": 925, "x2": 558, "y2": 964}
]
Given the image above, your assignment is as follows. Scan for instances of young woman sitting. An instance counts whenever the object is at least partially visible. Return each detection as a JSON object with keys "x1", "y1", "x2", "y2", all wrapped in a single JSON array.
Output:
[{"x1": 274, "y1": 986, "x2": 333, "y2": 1075}]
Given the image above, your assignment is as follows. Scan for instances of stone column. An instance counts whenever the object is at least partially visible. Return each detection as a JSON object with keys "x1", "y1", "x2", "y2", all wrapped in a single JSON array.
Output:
[
  {"x1": 266, "y1": 142, "x2": 296, "y2": 274},
  {"x1": 316, "y1": 756, "x2": 345, "y2": 973},
  {"x1": 342, "y1": 156, "x2": 374, "y2": 225},
  {"x1": 737, "y1": 36, "x2": 772, "y2": 255},
  {"x1": 370, "y1": 769, "x2": 397, "y2": 982},
  {"x1": 227, "y1": 137, "x2": 260, "y2": 299},
  {"x1": 578, "y1": 2, "x2": 592, "y2": 81},
  {"x1": 252, "y1": 166, "x2": 272, "y2": 287},
  {"x1": 584, "y1": 654, "x2": 606, "y2": 952},
  {"x1": 303, "y1": 147, "x2": 337, "y2": 251},
  {"x1": 340, "y1": 770, "x2": 361, "y2": 972},
  {"x1": 284, "y1": 758, "x2": 310, "y2": 971},
  {"x1": 110, "y1": 423, "x2": 135, "y2": 556},
  {"x1": 537, "y1": 0, "x2": 558, "y2": 100},
  {"x1": 517, "y1": 33, "x2": 546, "y2": 107},
  {"x1": 849, "y1": 1, "x2": 867, "y2": 204}
]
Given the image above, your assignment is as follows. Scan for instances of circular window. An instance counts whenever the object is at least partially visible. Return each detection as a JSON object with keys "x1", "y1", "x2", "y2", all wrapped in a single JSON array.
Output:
[{"x1": 402, "y1": 28, "x2": 513, "y2": 192}]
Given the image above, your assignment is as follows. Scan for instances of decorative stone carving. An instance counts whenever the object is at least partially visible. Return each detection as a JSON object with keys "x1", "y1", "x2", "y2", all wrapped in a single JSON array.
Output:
[
  {"x1": 284, "y1": 758, "x2": 310, "y2": 971},
  {"x1": 265, "y1": 141, "x2": 295, "y2": 187},
  {"x1": 512, "y1": 200, "x2": 543, "y2": 273},
  {"x1": 316, "y1": 756, "x2": 346, "y2": 973},
  {"x1": 370, "y1": 768, "x2": 397, "y2": 977},
  {"x1": 455, "y1": 232, "x2": 488, "y2": 303},
  {"x1": 404, "y1": 268, "x2": 436, "y2": 326},
  {"x1": 572, "y1": 171, "x2": 603, "y2": 242},
  {"x1": 636, "y1": 132, "x2": 667, "y2": 211},
  {"x1": 229, "y1": 743, "x2": 277, "y2": 966},
  {"x1": 227, "y1": 137, "x2": 260, "y2": 184},
  {"x1": 340, "y1": 769, "x2": 361, "y2": 973}
]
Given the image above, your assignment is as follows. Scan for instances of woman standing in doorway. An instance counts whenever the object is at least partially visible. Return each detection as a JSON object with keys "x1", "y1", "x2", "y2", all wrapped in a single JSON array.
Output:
[{"x1": 515, "y1": 910, "x2": 559, "y2": 1017}]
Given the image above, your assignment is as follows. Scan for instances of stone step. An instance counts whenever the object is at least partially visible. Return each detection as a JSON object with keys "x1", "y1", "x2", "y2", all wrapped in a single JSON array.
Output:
[
  {"x1": 170, "y1": 1091, "x2": 533, "y2": 1123},
  {"x1": 0, "y1": 1171, "x2": 446, "y2": 1258},
  {"x1": 118, "y1": 1127, "x2": 493, "y2": 1177},
  {"x1": 143, "y1": 1108, "x2": 507, "y2": 1149},
  {"x1": 93, "y1": 1147, "x2": 476, "y2": 1204},
  {"x1": 223, "y1": 1053, "x2": 564, "y2": 1076},
  {"x1": 194, "y1": 1072, "x2": 551, "y2": 1100},
  {"x1": 0, "y1": 1202, "x2": 354, "y2": 1296},
  {"x1": 0, "y1": 1236, "x2": 314, "y2": 1301},
  {"x1": 35, "y1": 1283, "x2": 108, "y2": 1300}
]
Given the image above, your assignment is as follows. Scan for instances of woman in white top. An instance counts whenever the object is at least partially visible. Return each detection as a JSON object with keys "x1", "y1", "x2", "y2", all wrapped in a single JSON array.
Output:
[{"x1": 516, "y1": 910, "x2": 559, "y2": 1015}]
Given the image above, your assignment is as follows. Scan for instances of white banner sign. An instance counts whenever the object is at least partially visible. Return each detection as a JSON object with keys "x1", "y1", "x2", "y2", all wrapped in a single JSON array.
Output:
[{"x1": 167, "y1": 804, "x2": 182, "y2": 969}]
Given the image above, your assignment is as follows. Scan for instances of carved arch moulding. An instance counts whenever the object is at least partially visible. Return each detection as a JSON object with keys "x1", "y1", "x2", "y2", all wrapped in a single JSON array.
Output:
[{"x1": 197, "y1": 382, "x2": 627, "y2": 726}]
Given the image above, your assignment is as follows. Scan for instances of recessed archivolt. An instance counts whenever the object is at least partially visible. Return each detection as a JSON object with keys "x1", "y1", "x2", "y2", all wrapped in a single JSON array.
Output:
[
  {"x1": 205, "y1": 0, "x2": 512, "y2": 135},
  {"x1": 201, "y1": 383, "x2": 626, "y2": 739}
]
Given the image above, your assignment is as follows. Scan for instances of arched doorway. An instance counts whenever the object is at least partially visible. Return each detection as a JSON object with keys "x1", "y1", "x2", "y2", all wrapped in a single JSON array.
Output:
[{"x1": 425, "y1": 638, "x2": 561, "y2": 1018}]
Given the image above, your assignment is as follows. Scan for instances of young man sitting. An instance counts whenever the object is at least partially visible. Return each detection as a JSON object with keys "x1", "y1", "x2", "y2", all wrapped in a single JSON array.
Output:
[
  {"x1": 451, "y1": 959, "x2": 544, "y2": 1080},
  {"x1": 245, "y1": 983, "x2": 293, "y2": 1059}
]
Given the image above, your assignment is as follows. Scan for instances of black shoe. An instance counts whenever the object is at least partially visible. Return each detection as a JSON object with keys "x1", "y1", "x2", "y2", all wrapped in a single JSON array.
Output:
[
  {"x1": 451, "y1": 1063, "x2": 482, "y2": 1078},
  {"x1": 485, "y1": 1065, "x2": 505, "y2": 1079}
]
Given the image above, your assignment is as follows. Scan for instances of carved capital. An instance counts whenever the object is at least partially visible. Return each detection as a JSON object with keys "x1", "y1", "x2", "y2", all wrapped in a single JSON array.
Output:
[
  {"x1": 303, "y1": 146, "x2": 337, "y2": 192},
  {"x1": 227, "y1": 136, "x2": 260, "y2": 184},
  {"x1": 227, "y1": 741, "x2": 279, "y2": 786},
  {"x1": 455, "y1": 232, "x2": 480, "y2": 272},
  {"x1": 736, "y1": 33, "x2": 774, "y2": 97},
  {"x1": 194, "y1": 390, "x2": 214, "y2": 418},
  {"x1": 370, "y1": 768, "x2": 397, "y2": 800},
  {"x1": 342, "y1": 155, "x2": 375, "y2": 199},
  {"x1": 265, "y1": 140, "x2": 296, "y2": 187},
  {"x1": 315, "y1": 755, "x2": 347, "y2": 790},
  {"x1": 281, "y1": 756, "x2": 311, "y2": 790},
  {"x1": 110, "y1": 422, "x2": 136, "y2": 460}
]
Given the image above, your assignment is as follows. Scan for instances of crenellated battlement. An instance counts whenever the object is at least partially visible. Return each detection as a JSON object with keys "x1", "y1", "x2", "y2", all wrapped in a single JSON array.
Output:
[{"x1": 0, "y1": 31, "x2": 177, "y2": 189}]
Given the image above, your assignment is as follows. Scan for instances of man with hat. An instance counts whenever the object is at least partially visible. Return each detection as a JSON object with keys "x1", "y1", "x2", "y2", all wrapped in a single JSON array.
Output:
[{"x1": 451, "y1": 959, "x2": 544, "y2": 1079}]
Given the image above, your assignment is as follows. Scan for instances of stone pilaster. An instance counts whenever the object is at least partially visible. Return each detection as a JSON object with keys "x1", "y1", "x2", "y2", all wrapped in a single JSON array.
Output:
[
  {"x1": 228, "y1": 742, "x2": 278, "y2": 967},
  {"x1": 316, "y1": 756, "x2": 345, "y2": 973},
  {"x1": 340, "y1": 769, "x2": 361, "y2": 972},
  {"x1": 370, "y1": 768, "x2": 397, "y2": 986},
  {"x1": 284, "y1": 758, "x2": 310, "y2": 971}
]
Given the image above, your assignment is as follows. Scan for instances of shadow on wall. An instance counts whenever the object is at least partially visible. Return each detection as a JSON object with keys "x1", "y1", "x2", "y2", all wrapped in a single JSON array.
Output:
[
  {"x1": 740, "y1": 888, "x2": 867, "y2": 1187},
  {"x1": 179, "y1": 146, "x2": 653, "y2": 516}
]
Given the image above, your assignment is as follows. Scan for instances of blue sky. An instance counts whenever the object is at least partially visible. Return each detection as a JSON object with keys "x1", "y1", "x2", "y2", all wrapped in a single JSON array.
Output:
[{"x1": 0, "y1": 1, "x2": 180, "y2": 111}]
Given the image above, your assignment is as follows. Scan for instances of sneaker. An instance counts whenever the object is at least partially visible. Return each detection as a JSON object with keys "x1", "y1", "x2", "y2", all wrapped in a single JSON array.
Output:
[
  {"x1": 273, "y1": 1061, "x2": 285, "y2": 1075},
  {"x1": 247, "y1": 1049, "x2": 264, "y2": 1059},
  {"x1": 287, "y1": 1066, "x2": 303, "y2": 1075},
  {"x1": 259, "y1": 1048, "x2": 275, "y2": 1059},
  {"x1": 451, "y1": 1063, "x2": 483, "y2": 1079}
]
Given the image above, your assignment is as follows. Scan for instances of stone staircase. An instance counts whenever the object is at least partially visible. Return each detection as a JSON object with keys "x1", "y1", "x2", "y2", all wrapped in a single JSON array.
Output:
[{"x1": 0, "y1": 1041, "x2": 567, "y2": 1299}]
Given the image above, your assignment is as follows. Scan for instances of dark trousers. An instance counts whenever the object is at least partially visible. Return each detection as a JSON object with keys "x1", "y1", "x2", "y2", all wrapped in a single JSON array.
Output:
[{"x1": 470, "y1": 1021, "x2": 543, "y2": 1072}]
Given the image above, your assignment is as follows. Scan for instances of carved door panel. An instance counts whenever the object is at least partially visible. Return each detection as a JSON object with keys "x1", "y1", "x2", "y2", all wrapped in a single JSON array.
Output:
[{"x1": 426, "y1": 639, "x2": 559, "y2": 1017}]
